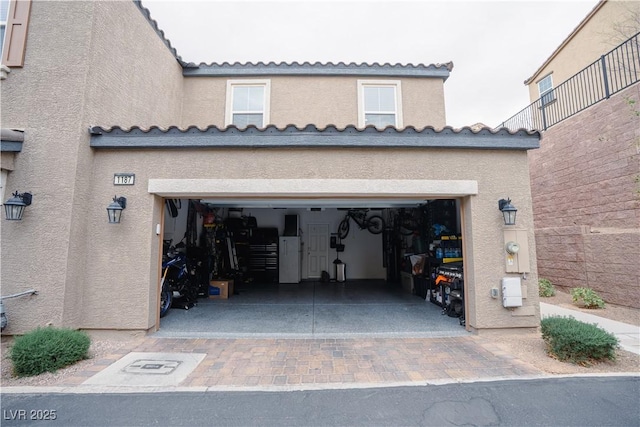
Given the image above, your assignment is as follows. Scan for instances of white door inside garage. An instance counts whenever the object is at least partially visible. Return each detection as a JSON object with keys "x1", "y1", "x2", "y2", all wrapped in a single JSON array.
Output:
[{"x1": 307, "y1": 223, "x2": 329, "y2": 279}]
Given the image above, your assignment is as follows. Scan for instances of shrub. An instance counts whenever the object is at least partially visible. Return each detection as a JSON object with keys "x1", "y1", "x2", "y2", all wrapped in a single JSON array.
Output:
[
  {"x1": 540, "y1": 316, "x2": 618, "y2": 365},
  {"x1": 571, "y1": 287, "x2": 605, "y2": 309},
  {"x1": 9, "y1": 327, "x2": 91, "y2": 377},
  {"x1": 538, "y1": 278, "x2": 556, "y2": 297}
]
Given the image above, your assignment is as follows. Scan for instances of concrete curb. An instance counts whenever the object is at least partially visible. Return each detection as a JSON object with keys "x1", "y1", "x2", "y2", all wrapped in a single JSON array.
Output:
[{"x1": 2, "y1": 373, "x2": 638, "y2": 394}]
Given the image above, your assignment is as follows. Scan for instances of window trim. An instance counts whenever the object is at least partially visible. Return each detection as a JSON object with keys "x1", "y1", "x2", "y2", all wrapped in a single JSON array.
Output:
[
  {"x1": 0, "y1": 0, "x2": 10, "y2": 61},
  {"x1": 357, "y1": 79, "x2": 403, "y2": 129},
  {"x1": 225, "y1": 79, "x2": 271, "y2": 128},
  {"x1": 1, "y1": 0, "x2": 31, "y2": 67},
  {"x1": 537, "y1": 74, "x2": 555, "y2": 105}
]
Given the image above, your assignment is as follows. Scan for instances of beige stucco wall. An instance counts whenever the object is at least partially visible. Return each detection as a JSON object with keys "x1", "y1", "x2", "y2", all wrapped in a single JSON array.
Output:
[
  {"x1": 82, "y1": 147, "x2": 539, "y2": 332},
  {"x1": 0, "y1": 0, "x2": 183, "y2": 334},
  {"x1": 181, "y1": 76, "x2": 447, "y2": 129},
  {"x1": 526, "y1": 1, "x2": 640, "y2": 101},
  {"x1": 1, "y1": 0, "x2": 537, "y2": 335}
]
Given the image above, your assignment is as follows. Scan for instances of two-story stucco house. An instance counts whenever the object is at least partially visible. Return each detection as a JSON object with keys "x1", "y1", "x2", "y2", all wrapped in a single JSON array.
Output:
[
  {"x1": 503, "y1": 0, "x2": 639, "y2": 308},
  {"x1": 1, "y1": 0, "x2": 541, "y2": 336}
]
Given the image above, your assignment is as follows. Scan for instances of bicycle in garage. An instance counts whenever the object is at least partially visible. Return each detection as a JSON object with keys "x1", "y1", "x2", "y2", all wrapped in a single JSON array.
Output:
[{"x1": 337, "y1": 209, "x2": 385, "y2": 239}]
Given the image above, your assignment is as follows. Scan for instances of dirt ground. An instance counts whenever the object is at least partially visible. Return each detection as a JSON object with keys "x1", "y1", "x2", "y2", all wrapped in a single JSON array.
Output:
[
  {"x1": 1, "y1": 290, "x2": 638, "y2": 386},
  {"x1": 0, "y1": 335, "x2": 135, "y2": 388},
  {"x1": 485, "y1": 289, "x2": 639, "y2": 375},
  {"x1": 542, "y1": 288, "x2": 640, "y2": 327}
]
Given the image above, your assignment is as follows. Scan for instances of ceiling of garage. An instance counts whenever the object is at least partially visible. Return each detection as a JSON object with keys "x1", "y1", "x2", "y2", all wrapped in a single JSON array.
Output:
[{"x1": 199, "y1": 198, "x2": 430, "y2": 209}]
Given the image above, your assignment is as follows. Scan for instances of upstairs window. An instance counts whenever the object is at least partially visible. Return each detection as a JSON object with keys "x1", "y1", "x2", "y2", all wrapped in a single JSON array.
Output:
[
  {"x1": 0, "y1": 0, "x2": 8, "y2": 57},
  {"x1": 538, "y1": 74, "x2": 554, "y2": 105},
  {"x1": 225, "y1": 80, "x2": 270, "y2": 128},
  {"x1": 358, "y1": 80, "x2": 403, "y2": 129}
]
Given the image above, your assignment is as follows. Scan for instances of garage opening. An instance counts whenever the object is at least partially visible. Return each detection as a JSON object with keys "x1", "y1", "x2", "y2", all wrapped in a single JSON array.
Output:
[{"x1": 156, "y1": 197, "x2": 467, "y2": 338}]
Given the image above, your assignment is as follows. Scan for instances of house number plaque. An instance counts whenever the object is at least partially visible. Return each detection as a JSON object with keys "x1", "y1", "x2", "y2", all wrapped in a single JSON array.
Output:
[{"x1": 114, "y1": 173, "x2": 135, "y2": 185}]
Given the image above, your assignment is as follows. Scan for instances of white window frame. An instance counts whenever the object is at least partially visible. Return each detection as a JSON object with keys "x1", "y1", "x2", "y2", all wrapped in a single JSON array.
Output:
[
  {"x1": 225, "y1": 79, "x2": 271, "y2": 128},
  {"x1": 357, "y1": 80, "x2": 403, "y2": 129},
  {"x1": 537, "y1": 74, "x2": 554, "y2": 105}
]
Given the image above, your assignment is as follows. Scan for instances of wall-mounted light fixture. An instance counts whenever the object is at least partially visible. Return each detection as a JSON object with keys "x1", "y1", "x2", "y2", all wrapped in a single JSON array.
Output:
[
  {"x1": 498, "y1": 198, "x2": 517, "y2": 226},
  {"x1": 107, "y1": 196, "x2": 127, "y2": 224},
  {"x1": 3, "y1": 191, "x2": 33, "y2": 220}
]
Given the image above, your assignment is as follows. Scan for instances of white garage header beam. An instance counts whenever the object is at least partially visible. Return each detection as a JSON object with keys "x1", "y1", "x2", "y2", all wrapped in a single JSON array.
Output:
[{"x1": 149, "y1": 179, "x2": 477, "y2": 207}]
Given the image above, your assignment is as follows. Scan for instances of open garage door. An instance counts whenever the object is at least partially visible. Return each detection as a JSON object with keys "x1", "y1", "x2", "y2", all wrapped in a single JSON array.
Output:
[{"x1": 152, "y1": 179, "x2": 474, "y2": 337}]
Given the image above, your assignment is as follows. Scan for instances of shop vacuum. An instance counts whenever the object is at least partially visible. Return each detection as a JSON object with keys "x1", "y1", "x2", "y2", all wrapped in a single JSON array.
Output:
[
  {"x1": 334, "y1": 257, "x2": 346, "y2": 282},
  {"x1": 331, "y1": 235, "x2": 346, "y2": 282}
]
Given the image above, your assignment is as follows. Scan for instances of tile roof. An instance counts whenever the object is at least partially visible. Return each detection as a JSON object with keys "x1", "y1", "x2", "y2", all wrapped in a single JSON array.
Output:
[
  {"x1": 0, "y1": 128, "x2": 24, "y2": 152},
  {"x1": 136, "y1": 1, "x2": 453, "y2": 79},
  {"x1": 135, "y1": 0, "x2": 182, "y2": 63},
  {"x1": 0, "y1": 128, "x2": 24, "y2": 142},
  {"x1": 182, "y1": 61, "x2": 454, "y2": 79},
  {"x1": 89, "y1": 124, "x2": 540, "y2": 150}
]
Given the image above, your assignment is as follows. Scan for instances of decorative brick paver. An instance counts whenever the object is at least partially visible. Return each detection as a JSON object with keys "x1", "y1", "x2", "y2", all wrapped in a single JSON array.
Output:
[
  {"x1": 30, "y1": 335, "x2": 545, "y2": 390},
  {"x1": 191, "y1": 337, "x2": 540, "y2": 387}
]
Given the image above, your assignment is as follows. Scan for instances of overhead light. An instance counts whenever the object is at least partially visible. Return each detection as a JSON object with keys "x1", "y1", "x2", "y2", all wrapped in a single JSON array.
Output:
[
  {"x1": 498, "y1": 198, "x2": 517, "y2": 226},
  {"x1": 3, "y1": 191, "x2": 32, "y2": 220},
  {"x1": 107, "y1": 196, "x2": 127, "y2": 224}
]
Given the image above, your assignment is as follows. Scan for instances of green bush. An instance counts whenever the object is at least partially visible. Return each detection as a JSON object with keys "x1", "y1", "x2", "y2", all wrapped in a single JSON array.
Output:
[
  {"x1": 538, "y1": 278, "x2": 556, "y2": 297},
  {"x1": 571, "y1": 287, "x2": 605, "y2": 309},
  {"x1": 9, "y1": 327, "x2": 91, "y2": 377},
  {"x1": 540, "y1": 316, "x2": 618, "y2": 365}
]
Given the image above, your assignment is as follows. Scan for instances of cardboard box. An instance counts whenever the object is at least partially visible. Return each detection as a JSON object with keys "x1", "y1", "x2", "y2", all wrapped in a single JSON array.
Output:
[{"x1": 209, "y1": 280, "x2": 234, "y2": 299}]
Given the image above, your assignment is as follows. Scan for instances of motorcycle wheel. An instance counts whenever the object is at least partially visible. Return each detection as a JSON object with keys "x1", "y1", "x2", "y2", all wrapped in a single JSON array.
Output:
[
  {"x1": 337, "y1": 219, "x2": 350, "y2": 240},
  {"x1": 366, "y1": 215, "x2": 385, "y2": 234},
  {"x1": 448, "y1": 299, "x2": 463, "y2": 318},
  {"x1": 159, "y1": 288, "x2": 172, "y2": 318}
]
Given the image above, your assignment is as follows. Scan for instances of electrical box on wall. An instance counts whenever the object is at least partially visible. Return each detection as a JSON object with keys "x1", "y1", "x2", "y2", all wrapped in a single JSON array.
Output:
[
  {"x1": 503, "y1": 229, "x2": 530, "y2": 273},
  {"x1": 502, "y1": 277, "x2": 523, "y2": 307}
]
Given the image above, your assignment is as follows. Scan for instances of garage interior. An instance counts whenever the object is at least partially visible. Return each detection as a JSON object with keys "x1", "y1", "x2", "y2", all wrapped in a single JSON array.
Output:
[{"x1": 156, "y1": 198, "x2": 467, "y2": 338}]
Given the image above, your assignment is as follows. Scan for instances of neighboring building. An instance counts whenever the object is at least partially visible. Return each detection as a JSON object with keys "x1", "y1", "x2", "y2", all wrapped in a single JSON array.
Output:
[
  {"x1": 1, "y1": 0, "x2": 541, "y2": 335},
  {"x1": 503, "y1": 0, "x2": 640, "y2": 307},
  {"x1": 524, "y1": 0, "x2": 639, "y2": 105}
]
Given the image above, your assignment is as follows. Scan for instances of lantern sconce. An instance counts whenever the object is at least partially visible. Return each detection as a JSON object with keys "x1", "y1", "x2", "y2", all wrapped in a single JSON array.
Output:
[
  {"x1": 498, "y1": 198, "x2": 517, "y2": 226},
  {"x1": 107, "y1": 196, "x2": 127, "y2": 224},
  {"x1": 3, "y1": 191, "x2": 33, "y2": 220}
]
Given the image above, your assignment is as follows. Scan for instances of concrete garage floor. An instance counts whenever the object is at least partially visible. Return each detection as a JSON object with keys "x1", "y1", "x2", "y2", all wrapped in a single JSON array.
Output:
[{"x1": 155, "y1": 280, "x2": 468, "y2": 338}]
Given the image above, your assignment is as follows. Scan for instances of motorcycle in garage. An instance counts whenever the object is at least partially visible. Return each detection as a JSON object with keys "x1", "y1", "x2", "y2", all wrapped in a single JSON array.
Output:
[{"x1": 159, "y1": 240, "x2": 200, "y2": 318}]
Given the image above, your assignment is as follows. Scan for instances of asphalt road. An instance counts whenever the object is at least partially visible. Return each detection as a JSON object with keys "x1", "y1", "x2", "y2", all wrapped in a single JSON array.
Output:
[{"x1": 2, "y1": 376, "x2": 639, "y2": 426}]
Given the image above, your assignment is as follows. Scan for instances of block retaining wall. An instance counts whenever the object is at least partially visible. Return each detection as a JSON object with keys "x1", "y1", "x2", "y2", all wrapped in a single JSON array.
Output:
[{"x1": 529, "y1": 84, "x2": 640, "y2": 308}]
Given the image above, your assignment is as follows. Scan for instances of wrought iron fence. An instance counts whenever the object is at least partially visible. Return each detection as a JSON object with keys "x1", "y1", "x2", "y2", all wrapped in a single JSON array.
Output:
[{"x1": 500, "y1": 32, "x2": 640, "y2": 131}]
